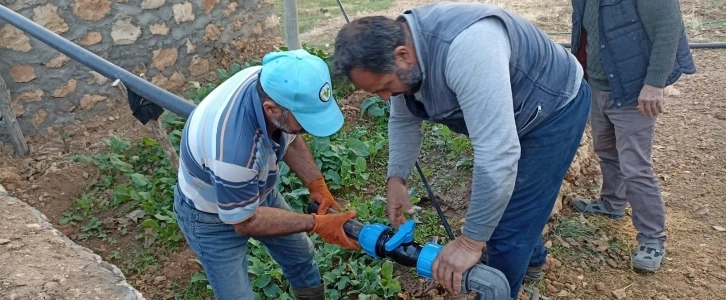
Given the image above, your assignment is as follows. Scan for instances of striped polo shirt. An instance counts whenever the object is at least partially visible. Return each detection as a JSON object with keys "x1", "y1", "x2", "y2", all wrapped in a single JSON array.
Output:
[{"x1": 177, "y1": 66, "x2": 296, "y2": 224}]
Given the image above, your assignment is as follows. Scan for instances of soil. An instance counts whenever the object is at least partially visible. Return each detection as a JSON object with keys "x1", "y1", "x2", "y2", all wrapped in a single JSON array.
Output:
[{"x1": 0, "y1": 0, "x2": 724, "y2": 299}]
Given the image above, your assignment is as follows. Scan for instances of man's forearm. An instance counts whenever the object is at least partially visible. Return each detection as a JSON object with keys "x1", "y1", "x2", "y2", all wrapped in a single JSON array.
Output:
[
  {"x1": 283, "y1": 136, "x2": 323, "y2": 186},
  {"x1": 638, "y1": 0, "x2": 685, "y2": 88},
  {"x1": 233, "y1": 206, "x2": 315, "y2": 237},
  {"x1": 387, "y1": 95, "x2": 423, "y2": 181}
]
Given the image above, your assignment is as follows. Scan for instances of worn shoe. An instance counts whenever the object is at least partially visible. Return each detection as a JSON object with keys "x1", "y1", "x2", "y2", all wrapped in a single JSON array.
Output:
[
  {"x1": 524, "y1": 265, "x2": 544, "y2": 281},
  {"x1": 292, "y1": 282, "x2": 325, "y2": 300},
  {"x1": 571, "y1": 197, "x2": 625, "y2": 221},
  {"x1": 632, "y1": 243, "x2": 666, "y2": 272}
]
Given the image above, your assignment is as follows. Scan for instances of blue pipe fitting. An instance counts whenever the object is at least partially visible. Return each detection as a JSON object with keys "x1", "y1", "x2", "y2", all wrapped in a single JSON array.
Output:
[
  {"x1": 359, "y1": 223, "x2": 388, "y2": 258},
  {"x1": 385, "y1": 220, "x2": 415, "y2": 251},
  {"x1": 416, "y1": 242, "x2": 443, "y2": 280}
]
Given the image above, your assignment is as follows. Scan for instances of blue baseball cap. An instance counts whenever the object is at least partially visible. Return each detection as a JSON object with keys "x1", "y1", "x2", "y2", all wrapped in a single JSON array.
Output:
[{"x1": 259, "y1": 49, "x2": 344, "y2": 137}]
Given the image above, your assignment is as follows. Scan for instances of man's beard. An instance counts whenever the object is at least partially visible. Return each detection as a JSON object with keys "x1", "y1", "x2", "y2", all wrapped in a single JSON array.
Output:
[
  {"x1": 393, "y1": 64, "x2": 423, "y2": 96},
  {"x1": 272, "y1": 109, "x2": 306, "y2": 135}
]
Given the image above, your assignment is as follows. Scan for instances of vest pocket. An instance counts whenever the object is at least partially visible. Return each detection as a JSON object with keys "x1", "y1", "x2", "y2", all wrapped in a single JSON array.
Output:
[{"x1": 517, "y1": 103, "x2": 542, "y2": 135}]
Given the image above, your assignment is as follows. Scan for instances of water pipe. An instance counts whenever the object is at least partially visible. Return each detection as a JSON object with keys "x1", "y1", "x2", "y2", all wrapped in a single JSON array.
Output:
[
  {"x1": 0, "y1": 5, "x2": 196, "y2": 119},
  {"x1": 307, "y1": 202, "x2": 511, "y2": 300}
]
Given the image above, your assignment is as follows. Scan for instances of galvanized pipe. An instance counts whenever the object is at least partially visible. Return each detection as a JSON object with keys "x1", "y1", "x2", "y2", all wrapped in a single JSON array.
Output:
[
  {"x1": 558, "y1": 42, "x2": 726, "y2": 49},
  {"x1": 0, "y1": 5, "x2": 196, "y2": 119}
]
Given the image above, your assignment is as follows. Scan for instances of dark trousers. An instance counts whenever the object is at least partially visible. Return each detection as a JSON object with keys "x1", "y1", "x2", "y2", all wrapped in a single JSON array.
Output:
[{"x1": 484, "y1": 80, "x2": 591, "y2": 299}]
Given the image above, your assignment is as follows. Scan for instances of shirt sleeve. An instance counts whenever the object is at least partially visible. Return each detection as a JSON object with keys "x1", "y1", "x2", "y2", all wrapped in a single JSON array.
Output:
[
  {"x1": 637, "y1": 0, "x2": 685, "y2": 88},
  {"x1": 387, "y1": 94, "x2": 424, "y2": 181},
  {"x1": 206, "y1": 157, "x2": 261, "y2": 224},
  {"x1": 445, "y1": 17, "x2": 521, "y2": 242}
]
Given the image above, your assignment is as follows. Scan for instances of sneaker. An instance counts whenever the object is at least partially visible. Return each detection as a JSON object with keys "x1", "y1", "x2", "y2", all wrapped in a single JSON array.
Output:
[
  {"x1": 632, "y1": 243, "x2": 666, "y2": 272},
  {"x1": 571, "y1": 197, "x2": 625, "y2": 221}
]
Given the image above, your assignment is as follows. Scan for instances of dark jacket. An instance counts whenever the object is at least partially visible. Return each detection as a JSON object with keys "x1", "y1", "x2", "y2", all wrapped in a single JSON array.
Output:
[{"x1": 571, "y1": 0, "x2": 696, "y2": 108}]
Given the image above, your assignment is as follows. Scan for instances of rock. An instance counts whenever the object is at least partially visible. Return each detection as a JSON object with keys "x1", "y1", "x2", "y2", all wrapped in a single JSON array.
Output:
[
  {"x1": 0, "y1": 167, "x2": 22, "y2": 186},
  {"x1": 9, "y1": 293, "x2": 18, "y2": 300},
  {"x1": 556, "y1": 290, "x2": 570, "y2": 297},
  {"x1": 150, "y1": 23, "x2": 169, "y2": 35},
  {"x1": 89, "y1": 71, "x2": 109, "y2": 85},
  {"x1": 52, "y1": 79, "x2": 77, "y2": 98},
  {"x1": 10, "y1": 102, "x2": 25, "y2": 118},
  {"x1": 151, "y1": 47, "x2": 178, "y2": 71},
  {"x1": 203, "y1": 0, "x2": 219, "y2": 13},
  {"x1": 612, "y1": 287, "x2": 628, "y2": 299},
  {"x1": 606, "y1": 259, "x2": 618, "y2": 268},
  {"x1": 0, "y1": 25, "x2": 31, "y2": 52},
  {"x1": 111, "y1": 18, "x2": 142, "y2": 45},
  {"x1": 72, "y1": 0, "x2": 112, "y2": 21},
  {"x1": 15, "y1": 89, "x2": 44, "y2": 103},
  {"x1": 154, "y1": 276, "x2": 166, "y2": 283},
  {"x1": 78, "y1": 31, "x2": 103, "y2": 46},
  {"x1": 33, "y1": 4, "x2": 69, "y2": 34},
  {"x1": 552, "y1": 282, "x2": 564, "y2": 289},
  {"x1": 189, "y1": 55, "x2": 210, "y2": 77},
  {"x1": 141, "y1": 0, "x2": 165, "y2": 9},
  {"x1": 544, "y1": 240, "x2": 553, "y2": 249},
  {"x1": 7, "y1": 243, "x2": 23, "y2": 250},
  {"x1": 47, "y1": 54, "x2": 71, "y2": 68},
  {"x1": 595, "y1": 282, "x2": 606, "y2": 291},
  {"x1": 0, "y1": 239, "x2": 10, "y2": 245},
  {"x1": 185, "y1": 38, "x2": 195, "y2": 54},
  {"x1": 26, "y1": 224, "x2": 42, "y2": 230},
  {"x1": 173, "y1": 2, "x2": 195, "y2": 23},
  {"x1": 565, "y1": 283, "x2": 577, "y2": 291},
  {"x1": 263, "y1": 14, "x2": 279, "y2": 30},
  {"x1": 80, "y1": 95, "x2": 107, "y2": 110},
  {"x1": 10, "y1": 65, "x2": 36, "y2": 83},
  {"x1": 686, "y1": 267, "x2": 696, "y2": 278},
  {"x1": 31, "y1": 109, "x2": 48, "y2": 127},
  {"x1": 713, "y1": 226, "x2": 726, "y2": 232},
  {"x1": 223, "y1": 2, "x2": 238, "y2": 16},
  {"x1": 655, "y1": 295, "x2": 671, "y2": 300},
  {"x1": 546, "y1": 284, "x2": 557, "y2": 294},
  {"x1": 168, "y1": 72, "x2": 186, "y2": 90},
  {"x1": 204, "y1": 24, "x2": 222, "y2": 42},
  {"x1": 44, "y1": 281, "x2": 59, "y2": 290}
]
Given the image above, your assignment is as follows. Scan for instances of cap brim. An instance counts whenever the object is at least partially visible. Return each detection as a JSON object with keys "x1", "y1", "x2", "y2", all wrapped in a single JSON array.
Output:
[{"x1": 293, "y1": 98, "x2": 344, "y2": 137}]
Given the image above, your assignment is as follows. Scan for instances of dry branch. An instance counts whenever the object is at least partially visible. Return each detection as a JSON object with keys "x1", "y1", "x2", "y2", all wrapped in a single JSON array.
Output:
[
  {"x1": 0, "y1": 74, "x2": 29, "y2": 157},
  {"x1": 112, "y1": 79, "x2": 179, "y2": 175}
]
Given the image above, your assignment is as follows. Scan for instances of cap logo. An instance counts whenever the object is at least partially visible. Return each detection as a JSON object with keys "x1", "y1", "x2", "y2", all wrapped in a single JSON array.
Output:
[{"x1": 319, "y1": 82, "x2": 331, "y2": 102}]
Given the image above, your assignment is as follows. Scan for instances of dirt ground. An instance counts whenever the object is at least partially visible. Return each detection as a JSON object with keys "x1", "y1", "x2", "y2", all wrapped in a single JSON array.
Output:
[{"x1": 0, "y1": 0, "x2": 725, "y2": 299}]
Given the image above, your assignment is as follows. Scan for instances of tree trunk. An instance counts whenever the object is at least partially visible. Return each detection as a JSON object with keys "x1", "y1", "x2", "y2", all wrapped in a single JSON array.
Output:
[
  {"x1": 0, "y1": 74, "x2": 29, "y2": 157},
  {"x1": 283, "y1": 0, "x2": 302, "y2": 50}
]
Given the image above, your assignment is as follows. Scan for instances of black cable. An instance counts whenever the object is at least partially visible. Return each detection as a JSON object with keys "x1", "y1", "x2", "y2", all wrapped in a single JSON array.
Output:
[
  {"x1": 415, "y1": 161, "x2": 456, "y2": 241},
  {"x1": 335, "y1": 0, "x2": 350, "y2": 23}
]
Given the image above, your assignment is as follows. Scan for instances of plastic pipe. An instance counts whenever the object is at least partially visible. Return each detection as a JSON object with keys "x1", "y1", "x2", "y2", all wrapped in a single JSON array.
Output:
[
  {"x1": 307, "y1": 202, "x2": 511, "y2": 300},
  {"x1": 0, "y1": 5, "x2": 196, "y2": 119},
  {"x1": 558, "y1": 42, "x2": 726, "y2": 49}
]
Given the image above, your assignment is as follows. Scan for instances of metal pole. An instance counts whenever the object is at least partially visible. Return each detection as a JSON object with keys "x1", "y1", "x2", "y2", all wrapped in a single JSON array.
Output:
[
  {"x1": 0, "y1": 5, "x2": 196, "y2": 119},
  {"x1": 557, "y1": 42, "x2": 726, "y2": 49}
]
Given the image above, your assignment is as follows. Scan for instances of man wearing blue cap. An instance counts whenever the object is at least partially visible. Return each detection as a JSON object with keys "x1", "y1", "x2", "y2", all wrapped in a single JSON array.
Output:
[{"x1": 172, "y1": 49, "x2": 359, "y2": 299}]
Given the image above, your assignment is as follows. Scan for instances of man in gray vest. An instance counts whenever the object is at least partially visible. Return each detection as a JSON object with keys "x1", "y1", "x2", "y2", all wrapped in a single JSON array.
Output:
[
  {"x1": 333, "y1": 2, "x2": 591, "y2": 298},
  {"x1": 569, "y1": 0, "x2": 695, "y2": 273}
]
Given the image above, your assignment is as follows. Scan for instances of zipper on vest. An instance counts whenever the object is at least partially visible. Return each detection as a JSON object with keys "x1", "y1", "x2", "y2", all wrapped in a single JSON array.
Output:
[{"x1": 518, "y1": 103, "x2": 542, "y2": 135}]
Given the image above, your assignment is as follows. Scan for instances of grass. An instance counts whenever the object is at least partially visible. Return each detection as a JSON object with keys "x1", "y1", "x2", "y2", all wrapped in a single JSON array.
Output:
[{"x1": 274, "y1": 0, "x2": 392, "y2": 38}]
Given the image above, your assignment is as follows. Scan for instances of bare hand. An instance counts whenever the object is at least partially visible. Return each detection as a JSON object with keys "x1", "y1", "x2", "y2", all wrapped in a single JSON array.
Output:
[
  {"x1": 386, "y1": 177, "x2": 414, "y2": 229},
  {"x1": 638, "y1": 84, "x2": 664, "y2": 118},
  {"x1": 432, "y1": 236, "x2": 485, "y2": 295}
]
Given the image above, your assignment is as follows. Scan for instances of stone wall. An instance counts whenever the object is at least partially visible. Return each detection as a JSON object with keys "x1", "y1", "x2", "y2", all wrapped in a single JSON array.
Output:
[{"x1": 0, "y1": 0, "x2": 281, "y2": 137}]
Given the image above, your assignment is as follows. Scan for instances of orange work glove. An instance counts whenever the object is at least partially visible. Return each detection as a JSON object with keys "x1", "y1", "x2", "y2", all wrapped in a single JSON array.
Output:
[
  {"x1": 306, "y1": 176, "x2": 341, "y2": 215},
  {"x1": 310, "y1": 211, "x2": 361, "y2": 250}
]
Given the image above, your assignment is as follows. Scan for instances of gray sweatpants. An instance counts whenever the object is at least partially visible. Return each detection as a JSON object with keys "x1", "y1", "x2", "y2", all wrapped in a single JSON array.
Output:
[{"x1": 589, "y1": 85, "x2": 666, "y2": 245}]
